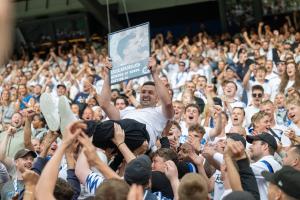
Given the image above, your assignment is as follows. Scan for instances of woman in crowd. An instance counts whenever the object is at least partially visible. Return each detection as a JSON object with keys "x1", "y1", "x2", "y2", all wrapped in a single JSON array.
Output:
[{"x1": 279, "y1": 61, "x2": 300, "y2": 94}]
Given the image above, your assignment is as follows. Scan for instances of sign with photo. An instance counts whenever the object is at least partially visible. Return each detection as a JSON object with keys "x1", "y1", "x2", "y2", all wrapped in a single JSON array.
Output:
[{"x1": 108, "y1": 22, "x2": 150, "y2": 85}]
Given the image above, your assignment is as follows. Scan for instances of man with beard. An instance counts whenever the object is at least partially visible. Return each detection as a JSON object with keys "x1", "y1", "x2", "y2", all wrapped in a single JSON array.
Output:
[
  {"x1": 99, "y1": 58, "x2": 174, "y2": 150},
  {"x1": 246, "y1": 133, "x2": 282, "y2": 200},
  {"x1": 0, "y1": 149, "x2": 36, "y2": 200},
  {"x1": 0, "y1": 112, "x2": 25, "y2": 158}
]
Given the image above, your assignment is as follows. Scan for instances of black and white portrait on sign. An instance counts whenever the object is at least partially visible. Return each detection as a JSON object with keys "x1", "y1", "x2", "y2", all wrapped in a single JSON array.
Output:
[{"x1": 109, "y1": 23, "x2": 150, "y2": 84}]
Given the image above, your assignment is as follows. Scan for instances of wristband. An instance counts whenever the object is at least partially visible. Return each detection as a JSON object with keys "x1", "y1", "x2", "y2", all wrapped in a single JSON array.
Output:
[{"x1": 117, "y1": 142, "x2": 125, "y2": 148}]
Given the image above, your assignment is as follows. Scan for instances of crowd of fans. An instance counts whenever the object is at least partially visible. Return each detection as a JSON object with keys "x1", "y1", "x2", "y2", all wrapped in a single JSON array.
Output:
[{"x1": 1, "y1": 11, "x2": 300, "y2": 200}]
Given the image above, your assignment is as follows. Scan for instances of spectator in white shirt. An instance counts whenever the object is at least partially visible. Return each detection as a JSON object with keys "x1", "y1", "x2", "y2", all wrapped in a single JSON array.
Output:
[
  {"x1": 171, "y1": 61, "x2": 188, "y2": 99},
  {"x1": 245, "y1": 85, "x2": 264, "y2": 127},
  {"x1": 246, "y1": 133, "x2": 282, "y2": 200}
]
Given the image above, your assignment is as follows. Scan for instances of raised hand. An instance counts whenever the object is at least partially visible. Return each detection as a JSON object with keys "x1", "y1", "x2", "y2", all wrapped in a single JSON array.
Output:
[
  {"x1": 77, "y1": 132, "x2": 99, "y2": 167},
  {"x1": 112, "y1": 123, "x2": 125, "y2": 146},
  {"x1": 63, "y1": 121, "x2": 86, "y2": 147},
  {"x1": 148, "y1": 57, "x2": 158, "y2": 75},
  {"x1": 164, "y1": 160, "x2": 178, "y2": 181},
  {"x1": 225, "y1": 140, "x2": 245, "y2": 159},
  {"x1": 22, "y1": 169, "x2": 39, "y2": 187}
]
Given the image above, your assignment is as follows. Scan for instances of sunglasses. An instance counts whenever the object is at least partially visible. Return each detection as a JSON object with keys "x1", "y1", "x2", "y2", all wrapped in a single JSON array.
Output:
[{"x1": 252, "y1": 93, "x2": 263, "y2": 98}]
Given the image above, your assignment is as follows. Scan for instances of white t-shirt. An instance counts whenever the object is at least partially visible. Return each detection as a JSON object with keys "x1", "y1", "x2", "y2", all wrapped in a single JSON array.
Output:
[
  {"x1": 267, "y1": 75, "x2": 281, "y2": 101},
  {"x1": 120, "y1": 106, "x2": 168, "y2": 149},
  {"x1": 284, "y1": 80, "x2": 295, "y2": 94},
  {"x1": 250, "y1": 155, "x2": 282, "y2": 200},
  {"x1": 244, "y1": 105, "x2": 260, "y2": 128},
  {"x1": 85, "y1": 172, "x2": 105, "y2": 195},
  {"x1": 213, "y1": 170, "x2": 225, "y2": 200},
  {"x1": 281, "y1": 122, "x2": 300, "y2": 147},
  {"x1": 247, "y1": 80, "x2": 272, "y2": 102}
]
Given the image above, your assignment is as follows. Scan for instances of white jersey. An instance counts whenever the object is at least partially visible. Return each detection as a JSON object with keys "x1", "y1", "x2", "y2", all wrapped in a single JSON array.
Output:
[
  {"x1": 250, "y1": 155, "x2": 282, "y2": 200},
  {"x1": 120, "y1": 106, "x2": 168, "y2": 149}
]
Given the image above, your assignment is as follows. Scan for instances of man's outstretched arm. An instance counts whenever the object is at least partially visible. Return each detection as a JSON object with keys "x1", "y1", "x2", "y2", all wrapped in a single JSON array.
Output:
[
  {"x1": 98, "y1": 59, "x2": 120, "y2": 120},
  {"x1": 149, "y1": 57, "x2": 174, "y2": 119}
]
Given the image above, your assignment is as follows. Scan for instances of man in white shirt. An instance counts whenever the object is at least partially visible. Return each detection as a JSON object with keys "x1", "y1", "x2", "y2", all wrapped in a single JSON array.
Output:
[
  {"x1": 99, "y1": 58, "x2": 174, "y2": 150},
  {"x1": 265, "y1": 60, "x2": 281, "y2": 101},
  {"x1": 246, "y1": 133, "x2": 282, "y2": 200},
  {"x1": 171, "y1": 61, "x2": 188, "y2": 99},
  {"x1": 245, "y1": 85, "x2": 264, "y2": 127},
  {"x1": 243, "y1": 65, "x2": 272, "y2": 101}
]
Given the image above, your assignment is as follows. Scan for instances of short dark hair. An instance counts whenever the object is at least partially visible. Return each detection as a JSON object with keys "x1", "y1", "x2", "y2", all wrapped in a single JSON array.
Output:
[
  {"x1": 188, "y1": 124, "x2": 206, "y2": 135},
  {"x1": 261, "y1": 141, "x2": 275, "y2": 155},
  {"x1": 185, "y1": 103, "x2": 201, "y2": 116},
  {"x1": 114, "y1": 96, "x2": 129, "y2": 106},
  {"x1": 232, "y1": 107, "x2": 245, "y2": 116},
  {"x1": 54, "y1": 178, "x2": 74, "y2": 200},
  {"x1": 151, "y1": 148, "x2": 178, "y2": 163},
  {"x1": 224, "y1": 80, "x2": 237, "y2": 90},
  {"x1": 111, "y1": 89, "x2": 120, "y2": 94},
  {"x1": 95, "y1": 179, "x2": 129, "y2": 200},
  {"x1": 170, "y1": 120, "x2": 181, "y2": 132},
  {"x1": 252, "y1": 85, "x2": 264, "y2": 94},
  {"x1": 198, "y1": 75, "x2": 207, "y2": 82},
  {"x1": 292, "y1": 145, "x2": 300, "y2": 156},
  {"x1": 142, "y1": 81, "x2": 155, "y2": 87}
]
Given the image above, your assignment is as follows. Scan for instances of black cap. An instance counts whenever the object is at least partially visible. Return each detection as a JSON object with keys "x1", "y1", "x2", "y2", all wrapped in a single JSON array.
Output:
[
  {"x1": 14, "y1": 149, "x2": 37, "y2": 160},
  {"x1": 246, "y1": 132, "x2": 277, "y2": 151},
  {"x1": 57, "y1": 84, "x2": 66, "y2": 89},
  {"x1": 262, "y1": 166, "x2": 300, "y2": 199},
  {"x1": 227, "y1": 133, "x2": 246, "y2": 148},
  {"x1": 223, "y1": 191, "x2": 256, "y2": 200},
  {"x1": 124, "y1": 155, "x2": 151, "y2": 185}
]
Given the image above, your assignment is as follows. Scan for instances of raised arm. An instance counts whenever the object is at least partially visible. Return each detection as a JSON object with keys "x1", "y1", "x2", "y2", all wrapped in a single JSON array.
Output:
[
  {"x1": 0, "y1": 127, "x2": 15, "y2": 167},
  {"x1": 98, "y1": 59, "x2": 120, "y2": 120},
  {"x1": 29, "y1": 61, "x2": 47, "y2": 82},
  {"x1": 112, "y1": 123, "x2": 136, "y2": 163},
  {"x1": 242, "y1": 32, "x2": 257, "y2": 50},
  {"x1": 208, "y1": 105, "x2": 222, "y2": 138},
  {"x1": 149, "y1": 57, "x2": 174, "y2": 119},
  {"x1": 258, "y1": 22, "x2": 264, "y2": 40},
  {"x1": 23, "y1": 110, "x2": 35, "y2": 151},
  {"x1": 77, "y1": 132, "x2": 120, "y2": 179},
  {"x1": 224, "y1": 140, "x2": 244, "y2": 191},
  {"x1": 164, "y1": 160, "x2": 180, "y2": 200},
  {"x1": 242, "y1": 63, "x2": 254, "y2": 89},
  {"x1": 35, "y1": 121, "x2": 85, "y2": 200}
]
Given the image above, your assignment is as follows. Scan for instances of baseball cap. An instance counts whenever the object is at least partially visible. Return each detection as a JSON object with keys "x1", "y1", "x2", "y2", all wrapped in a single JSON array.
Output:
[
  {"x1": 226, "y1": 133, "x2": 246, "y2": 148},
  {"x1": 124, "y1": 155, "x2": 151, "y2": 185},
  {"x1": 246, "y1": 132, "x2": 277, "y2": 151},
  {"x1": 262, "y1": 166, "x2": 300, "y2": 199},
  {"x1": 14, "y1": 149, "x2": 37, "y2": 160},
  {"x1": 57, "y1": 84, "x2": 66, "y2": 89}
]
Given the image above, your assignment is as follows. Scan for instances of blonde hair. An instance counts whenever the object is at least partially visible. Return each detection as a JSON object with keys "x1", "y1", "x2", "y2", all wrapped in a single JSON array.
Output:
[
  {"x1": 286, "y1": 97, "x2": 300, "y2": 107},
  {"x1": 251, "y1": 111, "x2": 269, "y2": 128},
  {"x1": 178, "y1": 173, "x2": 208, "y2": 200}
]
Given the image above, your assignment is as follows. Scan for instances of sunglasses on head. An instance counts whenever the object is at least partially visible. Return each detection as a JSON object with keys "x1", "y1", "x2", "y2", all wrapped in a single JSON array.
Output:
[{"x1": 252, "y1": 93, "x2": 263, "y2": 98}]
